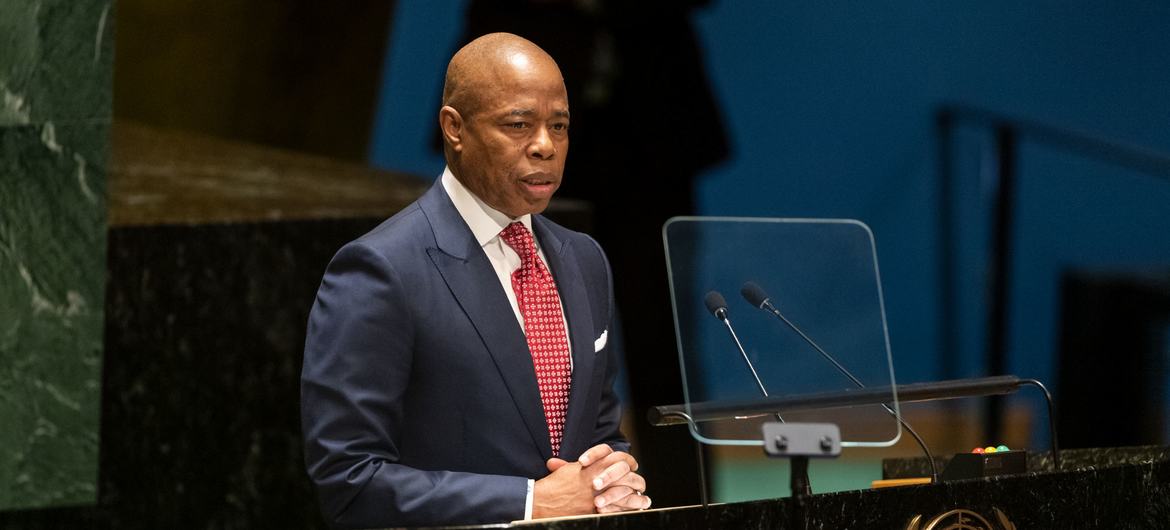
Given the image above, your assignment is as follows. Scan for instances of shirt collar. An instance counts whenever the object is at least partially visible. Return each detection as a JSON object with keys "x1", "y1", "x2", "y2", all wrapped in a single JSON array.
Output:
[{"x1": 441, "y1": 166, "x2": 535, "y2": 247}]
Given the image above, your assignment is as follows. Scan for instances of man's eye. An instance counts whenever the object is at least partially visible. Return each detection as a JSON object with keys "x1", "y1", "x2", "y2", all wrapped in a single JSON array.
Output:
[
  {"x1": 552, "y1": 123, "x2": 568, "y2": 131},
  {"x1": 508, "y1": 122, "x2": 528, "y2": 129}
]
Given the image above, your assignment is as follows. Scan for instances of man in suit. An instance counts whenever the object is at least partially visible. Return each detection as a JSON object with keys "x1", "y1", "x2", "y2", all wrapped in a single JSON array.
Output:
[{"x1": 301, "y1": 33, "x2": 650, "y2": 528}]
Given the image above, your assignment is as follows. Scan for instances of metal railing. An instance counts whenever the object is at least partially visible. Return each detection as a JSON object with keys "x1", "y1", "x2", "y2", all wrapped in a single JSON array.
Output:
[{"x1": 935, "y1": 104, "x2": 1170, "y2": 442}]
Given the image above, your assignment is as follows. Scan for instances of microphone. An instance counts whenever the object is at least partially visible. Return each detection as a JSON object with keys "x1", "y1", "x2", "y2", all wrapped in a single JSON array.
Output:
[
  {"x1": 703, "y1": 290, "x2": 783, "y2": 422},
  {"x1": 741, "y1": 281, "x2": 939, "y2": 483},
  {"x1": 704, "y1": 290, "x2": 729, "y2": 321},
  {"x1": 740, "y1": 281, "x2": 770, "y2": 309}
]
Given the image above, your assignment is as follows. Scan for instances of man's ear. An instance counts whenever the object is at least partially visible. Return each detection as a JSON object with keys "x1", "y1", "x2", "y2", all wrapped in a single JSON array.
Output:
[{"x1": 439, "y1": 106, "x2": 464, "y2": 153}]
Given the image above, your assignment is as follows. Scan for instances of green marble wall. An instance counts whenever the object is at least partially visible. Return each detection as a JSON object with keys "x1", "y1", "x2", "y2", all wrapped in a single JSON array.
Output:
[{"x1": 0, "y1": 0, "x2": 112, "y2": 510}]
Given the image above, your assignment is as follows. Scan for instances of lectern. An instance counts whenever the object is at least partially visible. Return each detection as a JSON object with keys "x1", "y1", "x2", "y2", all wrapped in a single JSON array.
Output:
[{"x1": 402, "y1": 446, "x2": 1168, "y2": 529}]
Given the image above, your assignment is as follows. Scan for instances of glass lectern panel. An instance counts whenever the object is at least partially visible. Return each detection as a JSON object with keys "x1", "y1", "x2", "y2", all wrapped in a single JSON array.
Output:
[{"x1": 663, "y1": 217, "x2": 900, "y2": 447}]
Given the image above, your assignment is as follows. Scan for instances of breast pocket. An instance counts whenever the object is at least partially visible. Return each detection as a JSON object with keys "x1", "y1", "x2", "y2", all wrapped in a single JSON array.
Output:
[{"x1": 593, "y1": 328, "x2": 608, "y2": 353}]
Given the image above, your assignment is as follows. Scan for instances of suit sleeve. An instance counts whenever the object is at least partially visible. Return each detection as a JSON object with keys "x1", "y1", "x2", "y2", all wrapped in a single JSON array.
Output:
[
  {"x1": 301, "y1": 242, "x2": 527, "y2": 529},
  {"x1": 586, "y1": 237, "x2": 631, "y2": 454}
]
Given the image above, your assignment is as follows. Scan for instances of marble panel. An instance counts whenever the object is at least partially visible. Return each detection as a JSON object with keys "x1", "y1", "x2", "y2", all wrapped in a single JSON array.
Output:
[
  {"x1": 0, "y1": 120, "x2": 107, "y2": 510},
  {"x1": 92, "y1": 219, "x2": 366, "y2": 529},
  {"x1": 1, "y1": 217, "x2": 366, "y2": 529},
  {"x1": 0, "y1": 0, "x2": 114, "y2": 126},
  {"x1": 0, "y1": 0, "x2": 112, "y2": 511},
  {"x1": 882, "y1": 444, "x2": 1170, "y2": 479}
]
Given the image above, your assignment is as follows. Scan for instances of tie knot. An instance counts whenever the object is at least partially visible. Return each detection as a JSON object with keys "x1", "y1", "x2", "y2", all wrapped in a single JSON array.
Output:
[{"x1": 500, "y1": 222, "x2": 536, "y2": 258}]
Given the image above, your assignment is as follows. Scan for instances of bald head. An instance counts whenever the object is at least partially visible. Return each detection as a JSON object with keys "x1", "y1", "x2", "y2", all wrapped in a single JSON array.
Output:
[
  {"x1": 442, "y1": 33, "x2": 563, "y2": 118},
  {"x1": 436, "y1": 33, "x2": 570, "y2": 218}
]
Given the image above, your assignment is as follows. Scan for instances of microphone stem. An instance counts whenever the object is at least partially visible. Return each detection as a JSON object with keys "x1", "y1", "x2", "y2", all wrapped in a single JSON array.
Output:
[
  {"x1": 767, "y1": 304, "x2": 864, "y2": 389},
  {"x1": 766, "y1": 303, "x2": 939, "y2": 482},
  {"x1": 721, "y1": 318, "x2": 784, "y2": 423},
  {"x1": 882, "y1": 403, "x2": 939, "y2": 483}
]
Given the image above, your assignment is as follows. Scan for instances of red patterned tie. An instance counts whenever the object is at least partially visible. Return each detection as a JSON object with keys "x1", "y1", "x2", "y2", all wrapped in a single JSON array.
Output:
[{"x1": 500, "y1": 222, "x2": 572, "y2": 456}]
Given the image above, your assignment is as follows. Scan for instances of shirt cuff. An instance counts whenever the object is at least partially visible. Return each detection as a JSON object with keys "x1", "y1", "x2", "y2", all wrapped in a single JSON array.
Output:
[{"x1": 524, "y1": 478, "x2": 535, "y2": 520}]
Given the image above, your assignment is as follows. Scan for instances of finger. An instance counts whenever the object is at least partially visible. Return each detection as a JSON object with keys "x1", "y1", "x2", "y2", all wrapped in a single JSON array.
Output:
[
  {"x1": 576, "y1": 443, "x2": 614, "y2": 467},
  {"x1": 607, "y1": 469, "x2": 646, "y2": 493},
  {"x1": 587, "y1": 450, "x2": 638, "y2": 474},
  {"x1": 598, "y1": 492, "x2": 651, "y2": 513},
  {"x1": 593, "y1": 485, "x2": 636, "y2": 510},
  {"x1": 603, "y1": 451, "x2": 639, "y2": 472},
  {"x1": 590, "y1": 460, "x2": 632, "y2": 491},
  {"x1": 545, "y1": 457, "x2": 569, "y2": 472}
]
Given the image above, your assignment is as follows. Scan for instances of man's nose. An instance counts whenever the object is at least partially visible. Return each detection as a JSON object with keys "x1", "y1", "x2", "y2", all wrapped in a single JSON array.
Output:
[{"x1": 527, "y1": 126, "x2": 556, "y2": 160}]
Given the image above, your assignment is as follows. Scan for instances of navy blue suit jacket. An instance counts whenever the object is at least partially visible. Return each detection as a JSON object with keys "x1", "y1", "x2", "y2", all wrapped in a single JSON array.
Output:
[{"x1": 301, "y1": 181, "x2": 628, "y2": 528}]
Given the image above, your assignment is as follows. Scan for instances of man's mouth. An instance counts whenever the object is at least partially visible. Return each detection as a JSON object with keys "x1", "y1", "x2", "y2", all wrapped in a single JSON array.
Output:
[
  {"x1": 520, "y1": 174, "x2": 556, "y2": 185},
  {"x1": 519, "y1": 174, "x2": 558, "y2": 196}
]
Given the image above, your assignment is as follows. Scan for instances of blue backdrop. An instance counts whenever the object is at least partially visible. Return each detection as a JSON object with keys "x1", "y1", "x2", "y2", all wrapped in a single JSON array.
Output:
[{"x1": 367, "y1": 1, "x2": 1170, "y2": 448}]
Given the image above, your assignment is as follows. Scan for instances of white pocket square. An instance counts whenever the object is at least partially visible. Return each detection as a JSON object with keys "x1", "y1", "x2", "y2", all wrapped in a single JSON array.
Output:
[{"x1": 593, "y1": 329, "x2": 608, "y2": 352}]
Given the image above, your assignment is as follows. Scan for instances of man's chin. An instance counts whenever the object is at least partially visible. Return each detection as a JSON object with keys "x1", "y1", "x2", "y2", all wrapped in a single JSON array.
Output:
[{"x1": 520, "y1": 198, "x2": 553, "y2": 217}]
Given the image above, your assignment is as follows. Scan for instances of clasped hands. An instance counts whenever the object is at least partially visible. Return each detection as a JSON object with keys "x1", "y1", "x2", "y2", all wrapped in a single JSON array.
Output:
[{"x1": 532, "y1": 443, "x2": 651, "y2": 518}]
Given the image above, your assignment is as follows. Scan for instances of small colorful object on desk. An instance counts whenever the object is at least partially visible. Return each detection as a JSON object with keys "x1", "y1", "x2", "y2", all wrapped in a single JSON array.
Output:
[{"x1": 943, "y1": 446, "x2": 1027, "y2": 481}]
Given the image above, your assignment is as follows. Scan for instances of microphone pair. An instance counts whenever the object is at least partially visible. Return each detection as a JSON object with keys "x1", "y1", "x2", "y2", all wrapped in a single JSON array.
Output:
[
  {"x1": 703, "y1": 281, "x2": 771, "y2": 322},
  {"x1": 700, "y1": 281, "x2": 940, "y2": 482}
]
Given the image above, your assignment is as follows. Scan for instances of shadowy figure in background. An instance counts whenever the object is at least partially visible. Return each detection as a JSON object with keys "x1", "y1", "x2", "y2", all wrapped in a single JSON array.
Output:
[{"x1": 448, "y1": 0, "x2": 730, "y2": 507}]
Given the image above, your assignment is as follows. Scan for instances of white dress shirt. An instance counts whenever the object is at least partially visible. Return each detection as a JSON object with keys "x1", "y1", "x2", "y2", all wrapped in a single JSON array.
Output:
[{"x1": 440, "y1": 167, "x2": 574, "y2": 519}]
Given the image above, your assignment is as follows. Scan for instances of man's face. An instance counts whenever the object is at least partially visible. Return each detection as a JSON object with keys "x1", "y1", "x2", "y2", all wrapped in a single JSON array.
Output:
[{"x1": 449, "y1": 54, "x2": 569, "y2": 218}]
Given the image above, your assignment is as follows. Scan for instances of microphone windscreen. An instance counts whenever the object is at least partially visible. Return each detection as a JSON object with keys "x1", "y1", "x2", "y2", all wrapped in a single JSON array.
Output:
[
  {"x1": 704, "y1": 290, "x2": 728, "y2": 317},
  {"x1": 741, "y1": 281, "x2": 769, "y2": 308}
]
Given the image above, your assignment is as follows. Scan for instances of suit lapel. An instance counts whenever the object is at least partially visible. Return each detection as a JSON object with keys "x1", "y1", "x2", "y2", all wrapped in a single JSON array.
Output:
[
  {"x1": 533, "y1": 217, "x2": 596, "y2": 460},
  {"x1": 419, "y1": 183, "x2": 553, "y2": 460}
]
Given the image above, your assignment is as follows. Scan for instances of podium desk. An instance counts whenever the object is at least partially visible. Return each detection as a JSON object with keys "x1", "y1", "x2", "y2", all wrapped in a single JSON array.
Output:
[{"x1": 413, "y1": 446, "x2": 1169, "y2": 530}]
